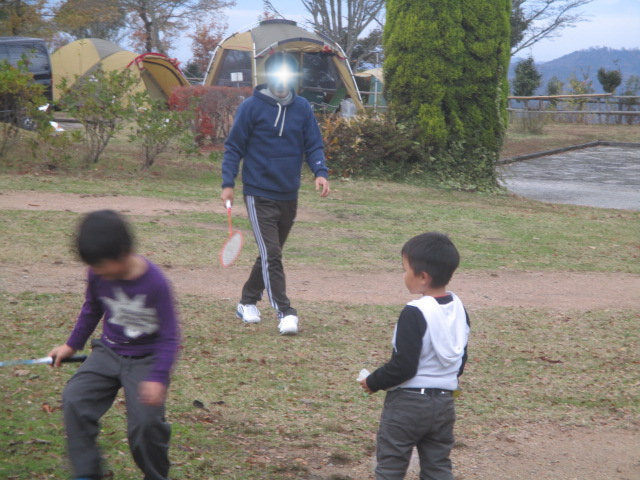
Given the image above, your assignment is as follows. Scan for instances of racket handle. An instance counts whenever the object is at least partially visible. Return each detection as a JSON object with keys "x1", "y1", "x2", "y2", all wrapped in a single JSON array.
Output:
[
  {"x1": 63, "y1": 355, "x2": 88, "y2": 363},
  {"x1": 225, "y1": 200, "x2": 232, "y2": 210},
  {"x1": 51, "y1": 355, "x2": 88, "y2": 364}
]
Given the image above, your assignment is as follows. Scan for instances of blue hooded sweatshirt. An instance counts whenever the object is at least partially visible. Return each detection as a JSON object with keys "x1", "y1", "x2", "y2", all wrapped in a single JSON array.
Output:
[{"x1": 221, "y1": 84, "x2": 329, "y2": 201}]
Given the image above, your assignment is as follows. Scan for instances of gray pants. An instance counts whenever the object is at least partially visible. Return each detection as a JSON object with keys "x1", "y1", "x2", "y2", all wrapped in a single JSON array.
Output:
[
  {"x1": 375, "y1": 389, "x2": 456, "y2": 480},
  {"x1": 62, "y1": 340, "x2": 171, "y2": 480},
  {"x1": 242, "y1": 195, "x2": 297, "y2": 317}
]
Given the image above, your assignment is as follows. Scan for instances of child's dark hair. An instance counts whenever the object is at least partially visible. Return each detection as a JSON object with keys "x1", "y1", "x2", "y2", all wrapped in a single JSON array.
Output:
[
  {"x1": 75, "y1": 210, "x2": 134, "y2": 265},
  {"x1": 401, "y1": 232, "x2": 460, "y2": 288}
]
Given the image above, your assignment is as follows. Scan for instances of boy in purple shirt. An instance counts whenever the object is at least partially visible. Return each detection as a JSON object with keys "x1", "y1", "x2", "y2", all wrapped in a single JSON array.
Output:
[{"x1": 49, "y1": 210, "x2": 180, "y2": 480}]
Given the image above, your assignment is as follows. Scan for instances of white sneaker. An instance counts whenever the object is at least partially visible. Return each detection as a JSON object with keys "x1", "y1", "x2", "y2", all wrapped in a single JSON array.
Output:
[
  {"x1": 236, "y1": 303, "x2": 261, "y2": 323},
  {"x1": 278, "y1": 315, "x2": 299, "y2": 335}
]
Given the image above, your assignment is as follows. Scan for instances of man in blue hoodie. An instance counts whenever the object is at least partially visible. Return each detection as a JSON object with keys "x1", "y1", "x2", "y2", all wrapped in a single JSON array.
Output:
[{"x1": 221, "y1": 51, "x2": 330, "y2": 336}]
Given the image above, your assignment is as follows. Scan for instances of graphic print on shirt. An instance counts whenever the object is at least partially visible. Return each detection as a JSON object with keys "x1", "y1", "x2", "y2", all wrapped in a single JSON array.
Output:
[{"x1": 102, "y1": 288, "x2": 159, "y2": 338}]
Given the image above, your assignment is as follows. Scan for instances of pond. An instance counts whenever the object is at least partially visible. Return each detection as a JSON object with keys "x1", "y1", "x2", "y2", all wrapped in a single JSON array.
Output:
[{"x1": 499, "y1": 146, "x2": 640, "y2": 211}]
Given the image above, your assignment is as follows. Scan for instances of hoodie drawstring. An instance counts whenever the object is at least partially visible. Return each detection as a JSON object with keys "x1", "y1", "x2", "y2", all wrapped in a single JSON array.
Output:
[
  {"x1": 274, "y1": 103, "x2": 282, "y2": 128},
  {"x1": 279, "y1": 108, "x2": 286, "y2": 137},
  {"x1": 273, "y1": 103, "x2": 286, "y2": 137}
]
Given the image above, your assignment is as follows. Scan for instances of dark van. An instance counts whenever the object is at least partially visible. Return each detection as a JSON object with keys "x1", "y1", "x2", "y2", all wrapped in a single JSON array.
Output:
[
  {"x1": 0, "y1": 37, "x2": 52, "y2": 128},
  {"x1": 0, "y1": 37, "x2": 52, "y2": 101}
]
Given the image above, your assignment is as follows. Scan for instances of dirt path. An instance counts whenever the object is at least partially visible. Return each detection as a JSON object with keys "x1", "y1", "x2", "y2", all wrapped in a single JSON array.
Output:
[
  {"x1": 0, "y1": 190, "x2": 331, "y2": 222},
  {"x1": 2, "y1": 262, "x2": 640, "y2": 311},
  {"x1": 2, "y1": 189, "x2": 639, "y2": 480}
]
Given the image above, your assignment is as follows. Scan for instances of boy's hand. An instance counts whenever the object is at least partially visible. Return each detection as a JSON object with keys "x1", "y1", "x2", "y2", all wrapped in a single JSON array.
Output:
[
  {"x1": 360, "y1": 378, "x2": 373, "y2": 394},
  {"x1": 315, "y1": 177, "x2": 330, "y2": 197},
  {"x1": 48, "y1": 344, "x2": 76, "y2": 368},
  {"x1": 221, "y1": 187, "x2": 234, "y2": 207},
  {"x1": 139, "y1": 381, "x2": 167, "y2": 406}
]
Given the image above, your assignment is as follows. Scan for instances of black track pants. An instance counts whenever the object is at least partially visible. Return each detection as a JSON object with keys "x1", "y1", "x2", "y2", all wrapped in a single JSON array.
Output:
[{"x1": 241, "y1": 195, "x2": 297, "y2": 317}]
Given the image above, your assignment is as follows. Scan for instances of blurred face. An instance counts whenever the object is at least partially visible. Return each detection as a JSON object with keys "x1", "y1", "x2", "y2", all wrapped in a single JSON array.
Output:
[
  {"x1": 267, "y1": 63, "x2": 295, "y2": 98},
  {"x1": 90, "y1": 257, "x2": 130, "y2": 280}
]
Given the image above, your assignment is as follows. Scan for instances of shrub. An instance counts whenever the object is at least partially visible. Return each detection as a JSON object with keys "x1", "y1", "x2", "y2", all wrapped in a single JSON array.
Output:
[
  {"x1": 27, "y1": 128, "x2": 84, "y2": 171},
  {"x1": 510, "y1": 109, "x2": 547, "y2": 135},
  {"x1": 129, "y1": 92, "x2": 196, "y2": 169},
  {"x1": 321, "y1": 114, "x2": 426, "y2": 180},
  {"x1": 0, "y1": 60, "x2": 48, "y2": 158},
  {"x1": 321, "y1": 113, "x2": 498, "y2": 190},
  {"x1": 58, "y1": 67, "x2": 138, "y2": 163},
  {"x1": 427, "y1": 141, "x2": 499, "y2": 191},
  {"x1": 169, "y1": 86, "x2": 252, "y2": 146}
]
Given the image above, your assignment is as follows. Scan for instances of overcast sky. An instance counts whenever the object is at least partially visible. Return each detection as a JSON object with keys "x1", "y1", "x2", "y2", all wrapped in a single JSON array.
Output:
[{"x1": 170, "y1": 0, "x2": 640, "y2": 65}]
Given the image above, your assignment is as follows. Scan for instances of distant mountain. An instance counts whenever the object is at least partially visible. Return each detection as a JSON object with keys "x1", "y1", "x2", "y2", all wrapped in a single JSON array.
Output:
[{"x1": 509, "y1": 47, "x2": 640, "y2": 95}]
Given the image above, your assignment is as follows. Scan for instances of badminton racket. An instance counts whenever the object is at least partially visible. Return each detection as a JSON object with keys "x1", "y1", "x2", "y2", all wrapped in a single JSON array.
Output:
[
  {"x1": 0, "y1": 355, "x2": 87, "y2": 367},
  {"x1": 219, "y1": 200, "x2": 244, "y2": 267}
]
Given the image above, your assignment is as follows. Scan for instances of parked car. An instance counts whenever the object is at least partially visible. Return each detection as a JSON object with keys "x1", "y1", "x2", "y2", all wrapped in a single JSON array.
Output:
[{"x1": 0, "y1": 36, "x2": 52, "y2": 129}]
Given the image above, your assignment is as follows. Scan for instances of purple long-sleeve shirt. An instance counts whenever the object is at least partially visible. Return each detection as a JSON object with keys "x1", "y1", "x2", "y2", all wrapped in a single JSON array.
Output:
[{"x1": 66, "y1": 258, "x2": 180, "y2": 385}]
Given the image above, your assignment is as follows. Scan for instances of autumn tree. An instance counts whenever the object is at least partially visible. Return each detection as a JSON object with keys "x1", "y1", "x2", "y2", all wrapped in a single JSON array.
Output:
[
  {"x1": 0, "y1": 0, "x2": 51, "y2": 37},
  {"x1": 188, "y1": 18, "x2": 227, "y2": 77},
  {"x1": 53, "y1": 0, "x2": 126, "y2": 42},
  {"x1": 122, "y1": 0, "x2": 234, "y2": 54},
  {"x1": 258, "y1": 1, "x2": 277, "y2": 22}
]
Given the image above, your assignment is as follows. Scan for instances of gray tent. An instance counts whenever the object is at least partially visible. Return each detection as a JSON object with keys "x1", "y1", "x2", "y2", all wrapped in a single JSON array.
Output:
[{"x1": 203, "y1": 19, "x2": 363, "y2": 111}]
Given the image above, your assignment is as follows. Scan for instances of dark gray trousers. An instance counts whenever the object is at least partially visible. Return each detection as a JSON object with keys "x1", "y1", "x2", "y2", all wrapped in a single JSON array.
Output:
[
  {"x1": 242, "y1": 195, "x2": 297, "y2": 317},
  {"x1": 375, "y1": 389, "x2": 456, "y2": 480},
  {"x1": 62, "y1": 340, "x2": 171, "y2": 480}
]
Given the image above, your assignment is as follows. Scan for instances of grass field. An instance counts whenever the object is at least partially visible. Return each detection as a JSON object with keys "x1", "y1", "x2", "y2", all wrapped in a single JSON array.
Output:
[{"x1": 0, "y1": 123, "x2": 639, "y2": 479}]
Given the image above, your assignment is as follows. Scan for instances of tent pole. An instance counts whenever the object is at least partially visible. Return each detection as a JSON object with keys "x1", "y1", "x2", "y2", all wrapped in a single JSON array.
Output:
[{"x1": 252, "y1": 41, "x2": 257, "y2": 87}]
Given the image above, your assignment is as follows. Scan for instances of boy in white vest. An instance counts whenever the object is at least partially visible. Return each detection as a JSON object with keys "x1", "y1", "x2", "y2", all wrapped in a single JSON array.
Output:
[{"x1": 360, "y1": 232, "x2": 470, "y2": 480}]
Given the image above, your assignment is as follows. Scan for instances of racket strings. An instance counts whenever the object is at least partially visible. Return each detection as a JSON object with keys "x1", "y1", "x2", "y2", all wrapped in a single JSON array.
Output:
[{"x1": 221, "y1": 231, "x2": 243, "y2": 267}]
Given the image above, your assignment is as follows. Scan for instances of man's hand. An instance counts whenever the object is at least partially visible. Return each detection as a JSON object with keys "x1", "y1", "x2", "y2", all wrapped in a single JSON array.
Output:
[
  {"x1": 359, "y1": 378, "x2": 373, "y2": 394},
  {"x1": 138, "y1": 381, "x2": 167, "y2": 406},
  {"x1": 315, "y1": 176, "x2": 330, "y2": 197},
  {"x1": 48, "y1": 344, "x2": 76, "y2": 368},
  {"x1": 221, "y1": 187, "x2": 234, "y2": 207}
]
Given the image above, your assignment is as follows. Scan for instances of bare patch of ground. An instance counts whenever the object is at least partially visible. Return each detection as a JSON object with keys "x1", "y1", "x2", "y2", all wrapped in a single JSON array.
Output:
[
  {"x1": 451, "y1": 425, "x2": 640, "y2": 480},
  {"x1": 321, "y1": 424, "x2": 640, "y2": 480}
]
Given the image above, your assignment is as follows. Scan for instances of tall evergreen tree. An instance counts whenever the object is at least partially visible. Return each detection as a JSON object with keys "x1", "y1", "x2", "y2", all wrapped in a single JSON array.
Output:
[
  {"x1": 384, "y1": 0, "x2": 463, "y2": 148},
  {"x1": 384, "y1": 0, "x2": 510, "y2": 158},
  {"x1": 512, "y1": 57, "x2": 541, "y2": 96},
  {"x1": 457, "y1": 0, "x2": 511, "y2": 155}
]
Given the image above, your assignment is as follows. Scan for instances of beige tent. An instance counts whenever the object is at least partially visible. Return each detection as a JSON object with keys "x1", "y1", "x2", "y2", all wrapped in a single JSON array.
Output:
[
  {"x1": 50, "y1": 38, "x2": 188, "y2": 102},
  {"x1": 203, "y1": 19, "x2": 363, "y2": 111},
  {"x1": 354, "y1": 67, "x2": 386, "y2": 109}
]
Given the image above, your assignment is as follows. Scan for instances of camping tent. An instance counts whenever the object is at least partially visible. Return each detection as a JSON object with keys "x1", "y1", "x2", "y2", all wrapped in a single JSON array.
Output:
[
  {"x1": 50, "y1": 38, "x2": 188, "y2": 102},
  {"x1": 354, "y1": 68, "x2": 386, "y2": 109},
  {"x1": 203, "y1": 19, "x2": 363, "y2": 112}
]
